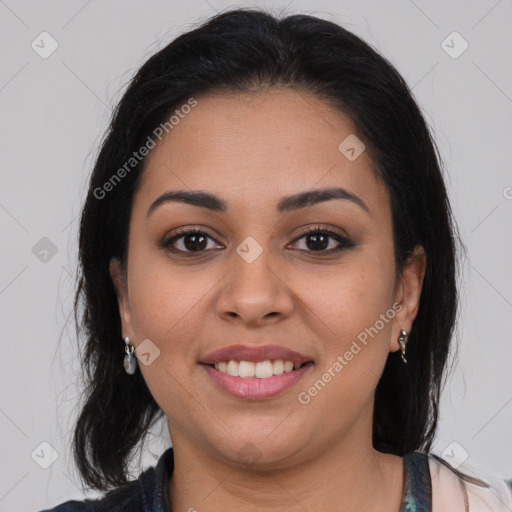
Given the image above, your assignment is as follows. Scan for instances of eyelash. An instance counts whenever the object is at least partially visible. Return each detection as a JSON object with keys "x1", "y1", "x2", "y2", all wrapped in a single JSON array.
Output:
[{"x1": 160, "y1": 225, "x2": 354, "y2": 256}]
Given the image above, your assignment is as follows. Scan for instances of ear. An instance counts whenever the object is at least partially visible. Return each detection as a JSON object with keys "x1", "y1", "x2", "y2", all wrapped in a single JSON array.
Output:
[
  {"x1": 390, "y1": 245, "x2": 426, "y2": 352},
  {"x1": 109, "y1": 257, "x2": 133, "y2": 340}
]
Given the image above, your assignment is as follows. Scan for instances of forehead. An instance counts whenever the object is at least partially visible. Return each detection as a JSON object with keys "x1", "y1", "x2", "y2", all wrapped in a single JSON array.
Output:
[{"x1": 134, "y1": 88, "x2": 386, "y2": 214}]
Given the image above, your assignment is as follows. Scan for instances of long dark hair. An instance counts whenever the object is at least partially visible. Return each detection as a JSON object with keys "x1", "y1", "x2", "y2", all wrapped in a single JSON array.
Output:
[{"x1": 72, "y1": 7, "x2": 460, "y2": 491}]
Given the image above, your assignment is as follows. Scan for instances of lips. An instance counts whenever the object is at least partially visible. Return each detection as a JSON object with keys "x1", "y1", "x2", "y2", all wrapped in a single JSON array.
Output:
[
  {"x1": 200, "y1": 344, "x2": 313, "y2": 365},
  {"x1": 199, "y1": 344, "x2": 314, "y2": 399},
  {"x1": 202, "y1": 362, "x2": 313, "y2": 399}
]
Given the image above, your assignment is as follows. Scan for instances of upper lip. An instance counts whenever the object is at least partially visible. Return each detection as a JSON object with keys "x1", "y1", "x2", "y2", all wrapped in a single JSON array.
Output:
[{"x1": 200, "y1": 344, "x2": 313, "y2": 365}]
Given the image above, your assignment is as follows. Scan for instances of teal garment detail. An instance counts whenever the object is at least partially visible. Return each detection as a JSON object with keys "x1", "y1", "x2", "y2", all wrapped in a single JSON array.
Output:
[
  {"x1": 39, "y1": 448, "x2": 432, "y2": 511},
  {"x1": 401, "y1": 452, "x2": 432, "y2": 512}
]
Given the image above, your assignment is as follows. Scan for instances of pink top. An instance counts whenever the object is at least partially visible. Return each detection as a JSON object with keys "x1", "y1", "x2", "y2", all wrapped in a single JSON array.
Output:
[{"x1": 429, "y1": 456, "x2": 512, "y2": 511}]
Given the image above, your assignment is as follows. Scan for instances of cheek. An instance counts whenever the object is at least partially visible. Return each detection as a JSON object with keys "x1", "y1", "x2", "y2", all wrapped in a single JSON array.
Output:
[
  {"x1": 307, "y1": 257, "x2": 396, "y2": 337},
  {"x1": 127, "y1": 252, "x2": 210, "y2": 340},
  {"x1": 128, "y1": 241, "x2": 396, "y2": 354},
  {"x1": 125, "y1": 256, "x2": 206, "y2": 412},
  {"x1": 302, "y1": 257, "x2": 396, "y2": 398}
]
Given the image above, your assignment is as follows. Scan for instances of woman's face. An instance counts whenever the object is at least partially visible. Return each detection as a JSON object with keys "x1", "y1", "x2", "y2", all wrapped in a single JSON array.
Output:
[{"x1": 110, "y1": 88, "x2": 425, "y2": 468}]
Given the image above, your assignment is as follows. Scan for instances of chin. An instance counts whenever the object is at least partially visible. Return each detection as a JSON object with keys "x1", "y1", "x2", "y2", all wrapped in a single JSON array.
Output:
[{"x1": 207, "y1": 427, "x2": 306, "y2": 470}]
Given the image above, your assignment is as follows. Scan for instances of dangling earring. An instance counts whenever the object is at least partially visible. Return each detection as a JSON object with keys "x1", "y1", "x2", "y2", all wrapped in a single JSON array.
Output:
[
  {"x1": 124, "y1": 336, "x2": 137, "y2": 374},
  {"x1": 398, "y1": 330, "x2": 408, "y2": 363}
]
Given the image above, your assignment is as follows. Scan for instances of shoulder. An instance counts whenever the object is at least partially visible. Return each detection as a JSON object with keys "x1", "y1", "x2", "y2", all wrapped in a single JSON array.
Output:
[
  {"x1": 37, "y1": 468, "x2": 153, "y2": 512},
  {"x1": 38, "y1": 446, "x2": 174, "y2": 512},
  {"x1": 427, "y1": 453, "x2": 512, "y2": 512}
]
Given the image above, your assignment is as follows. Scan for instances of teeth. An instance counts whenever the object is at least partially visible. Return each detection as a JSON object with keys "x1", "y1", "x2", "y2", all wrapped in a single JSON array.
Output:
[
  {"x1": 227, "y1": 360, "x2": 239, "y2": 377},
  {"x1": 255, "y1": 360, "x2": 273, "y2": 378},
  {"x1": 272, "y1": 360, "x2": 284, "y2": 375},
  {"x1": 213, "y1": 359, "x2": 304, "y2": 378},
  {"x1": 239, "y1": 361, "x2": 255, "y2": 378}
]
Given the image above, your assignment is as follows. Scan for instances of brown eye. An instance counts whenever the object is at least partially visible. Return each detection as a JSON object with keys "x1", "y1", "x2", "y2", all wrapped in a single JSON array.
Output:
[
  {"x1": 290, "y1": 226, "x2": 355, "y2": 254},
  {"x1": 161, "y1": 228, "x2": 222, "y2": 253},
  {"x1": 160, "y1": 225, "x2": 354, "y2": 256}
]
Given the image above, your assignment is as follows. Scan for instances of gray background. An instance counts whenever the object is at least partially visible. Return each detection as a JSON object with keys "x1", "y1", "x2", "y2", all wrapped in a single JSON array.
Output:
[{"x1": 0, "y1": 0, "x2": 511, "y2": 510}]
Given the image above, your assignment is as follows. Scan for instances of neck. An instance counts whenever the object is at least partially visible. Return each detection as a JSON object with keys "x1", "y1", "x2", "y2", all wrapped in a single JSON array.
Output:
[{"x1": 167, "y1": 421, "x2": 404, "y2": 511}]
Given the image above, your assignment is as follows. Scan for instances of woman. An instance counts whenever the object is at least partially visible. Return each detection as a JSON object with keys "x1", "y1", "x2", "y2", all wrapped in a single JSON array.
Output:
[{"x1": 41, "y1": 7, "x2": 512, "y2": 512}]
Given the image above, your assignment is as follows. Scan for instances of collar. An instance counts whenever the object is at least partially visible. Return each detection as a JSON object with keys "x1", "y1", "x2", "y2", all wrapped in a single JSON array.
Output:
[{"x1": 145, "y1": 448, "x2": 432, "y2": 511}]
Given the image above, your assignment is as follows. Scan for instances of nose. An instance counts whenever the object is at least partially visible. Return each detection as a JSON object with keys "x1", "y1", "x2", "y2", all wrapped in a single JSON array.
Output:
[{"x1": 216, "y1": 248, "x2": 294, "y2": 327}]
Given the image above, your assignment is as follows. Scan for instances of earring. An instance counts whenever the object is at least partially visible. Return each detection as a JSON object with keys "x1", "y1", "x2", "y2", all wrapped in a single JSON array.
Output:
[
  {"x1": 124, "y1": 336, "x2": 137, "y2": 374},
  {"x1": 398, "y1": 330, "x2": 408, "y2": 363}
]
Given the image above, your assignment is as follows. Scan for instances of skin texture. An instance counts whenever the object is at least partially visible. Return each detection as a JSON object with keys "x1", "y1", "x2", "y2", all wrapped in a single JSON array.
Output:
[{"x1": 110, "y1": 88, "x2": 426, "y2": 511}]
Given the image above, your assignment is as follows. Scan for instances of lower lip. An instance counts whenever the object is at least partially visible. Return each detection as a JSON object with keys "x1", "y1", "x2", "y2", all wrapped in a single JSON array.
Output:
[{"x1": 201, "y1": 363, "x2": 314, "y2": 399}]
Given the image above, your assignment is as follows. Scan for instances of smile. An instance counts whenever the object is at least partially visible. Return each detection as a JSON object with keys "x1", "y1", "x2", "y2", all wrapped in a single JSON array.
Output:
[
  {"x1": 210, "y1": 359, "x2": 309, "y2": 378},
  {"x1": 201, "y1": 360, "x2": 314, "y2": 399}
]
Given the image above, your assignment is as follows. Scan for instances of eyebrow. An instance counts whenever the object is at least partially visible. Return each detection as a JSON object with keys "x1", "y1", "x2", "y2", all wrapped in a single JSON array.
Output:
[{"x1": 146, "y1": 187, "x2": 369, "y2": 217}]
